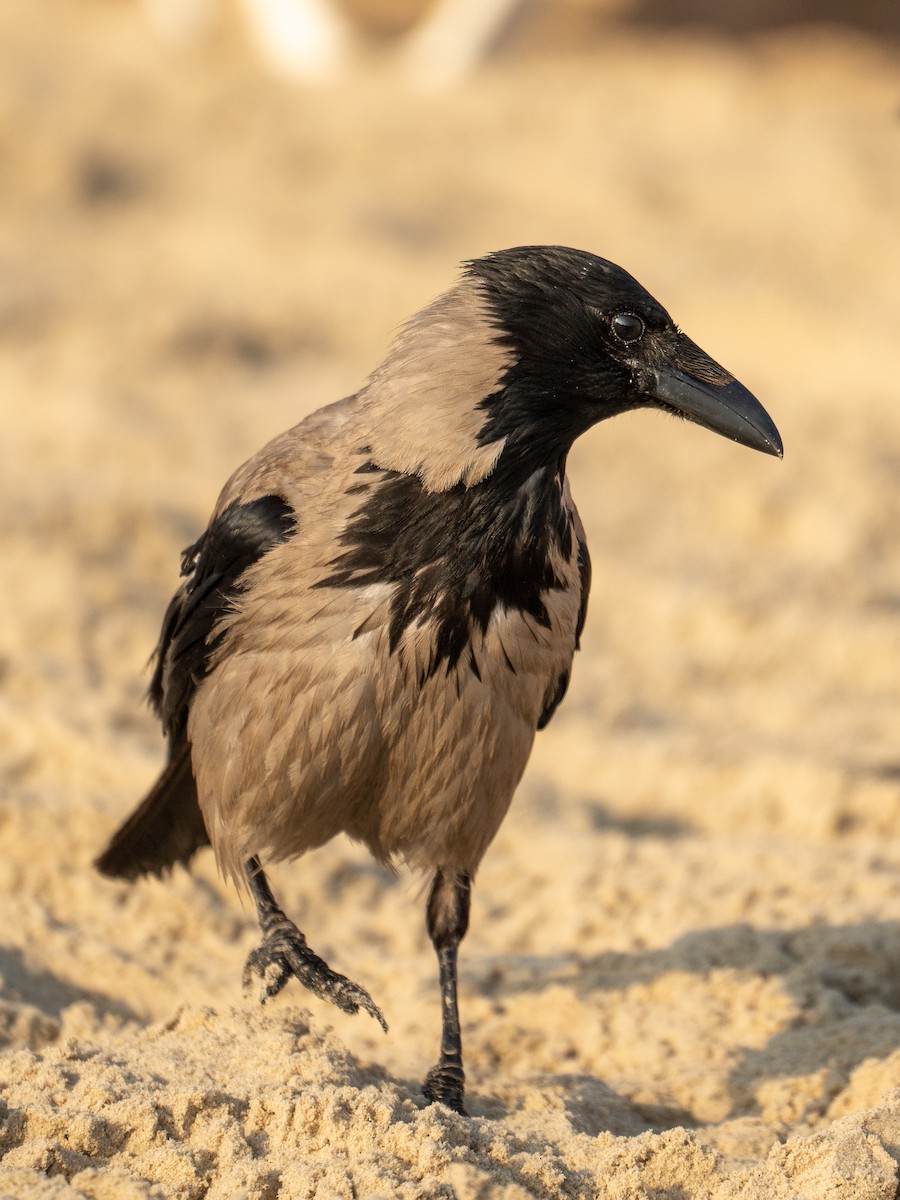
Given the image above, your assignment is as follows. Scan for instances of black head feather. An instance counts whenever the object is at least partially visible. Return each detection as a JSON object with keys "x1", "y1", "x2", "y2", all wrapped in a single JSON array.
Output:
[{"x1": 466, "y1": 245, "x2": 780, "y2": 474}]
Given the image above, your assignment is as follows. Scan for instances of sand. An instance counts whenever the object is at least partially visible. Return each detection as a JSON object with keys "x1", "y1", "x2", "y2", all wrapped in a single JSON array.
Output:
[{"x1": 2, "y1": 2, "x2": 900, "y2": 1196}]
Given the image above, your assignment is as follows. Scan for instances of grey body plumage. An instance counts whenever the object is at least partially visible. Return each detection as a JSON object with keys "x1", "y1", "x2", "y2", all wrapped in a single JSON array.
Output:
[{"x1": 97, "y1": 245, "x2": 781, "y2": 1114}]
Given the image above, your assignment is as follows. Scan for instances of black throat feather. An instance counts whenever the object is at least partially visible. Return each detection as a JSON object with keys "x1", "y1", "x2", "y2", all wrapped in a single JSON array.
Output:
[{"x1": 317, "y1": 458, "x2": 574, "y2": 681}]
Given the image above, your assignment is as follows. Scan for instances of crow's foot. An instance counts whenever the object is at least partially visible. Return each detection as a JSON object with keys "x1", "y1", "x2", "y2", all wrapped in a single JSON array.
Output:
[
  {"x1": 423, "y1": 1062, "x2": 466, "y2": 1115},
  {"x1": 242, "y1": 910, "x2": 387, "y2": 1031}
]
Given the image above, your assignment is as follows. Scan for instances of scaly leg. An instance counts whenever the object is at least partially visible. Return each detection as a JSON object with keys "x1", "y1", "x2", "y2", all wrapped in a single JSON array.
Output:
[
  {"x1": 242, "y1": 856, "x2": 387, "y2": 1031},
  {"x1": 422, "y1": 869, "x2": 471, "y2": 1114}
]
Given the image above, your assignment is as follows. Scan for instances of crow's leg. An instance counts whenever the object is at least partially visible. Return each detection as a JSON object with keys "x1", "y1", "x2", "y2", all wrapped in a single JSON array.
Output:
[
  {"x1": 422, "y1": 869, "x2": 471, "y2": 1115},
  {"x1": 242, "y1": 856, "x2": 387, "y2": 1031}
]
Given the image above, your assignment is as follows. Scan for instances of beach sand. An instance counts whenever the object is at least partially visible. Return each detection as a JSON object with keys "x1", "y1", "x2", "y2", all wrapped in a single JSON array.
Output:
[{"x1": 1, "y1": 3, "x2": 900, "y2": 1195}]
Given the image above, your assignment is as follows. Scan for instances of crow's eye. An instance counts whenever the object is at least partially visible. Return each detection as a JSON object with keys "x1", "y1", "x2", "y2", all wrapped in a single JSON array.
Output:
[{"x1": 611, "y1": 313, "x2": 645, "y2": 342}]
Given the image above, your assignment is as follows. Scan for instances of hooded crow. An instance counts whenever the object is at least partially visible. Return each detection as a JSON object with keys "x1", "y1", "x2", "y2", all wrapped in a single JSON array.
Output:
[{"x1": 97, "y1": 245, "x2": 782, "y2": 1114}]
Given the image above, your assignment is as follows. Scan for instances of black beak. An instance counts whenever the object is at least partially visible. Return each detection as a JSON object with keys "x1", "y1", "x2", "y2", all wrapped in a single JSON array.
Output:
[{"x1": 646, "y1": 365, "x2": 783, "y2": 459}]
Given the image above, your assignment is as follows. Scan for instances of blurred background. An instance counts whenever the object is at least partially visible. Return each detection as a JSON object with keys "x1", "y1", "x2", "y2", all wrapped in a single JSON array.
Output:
[{"x1": 1, "y1": 0, "x2": 900, "y2": 1141}]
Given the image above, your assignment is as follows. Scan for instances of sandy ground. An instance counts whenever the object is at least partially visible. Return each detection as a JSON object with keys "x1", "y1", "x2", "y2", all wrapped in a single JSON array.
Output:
[{"x1": 2, "y1": 2, "x2": 900, "y2": 1196}]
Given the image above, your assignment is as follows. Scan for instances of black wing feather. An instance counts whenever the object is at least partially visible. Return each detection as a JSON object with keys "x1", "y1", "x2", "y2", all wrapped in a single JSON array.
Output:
[
  {"x1": 96, "y1": 494, "x2": 297, "y2": 881},
  {"x1": 151, "y1": 495, "x2": 297, "y2": 738},
  {"x1": 574, "y1": 527, "x2": 591, "y2": 650},
  {"x1": 537, "y1": 524, "x2": 591, "y2": 730}
]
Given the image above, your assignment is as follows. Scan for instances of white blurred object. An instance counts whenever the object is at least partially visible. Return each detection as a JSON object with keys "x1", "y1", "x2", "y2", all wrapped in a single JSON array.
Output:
[
  {"x1": 237, "y1": 0, "x2": 353, "y2": 83},
  {"x1": 139, "y1": 0, "x2": 529, "y2": 87},
  {"x1": 401, "y1": 0, "x2": 524, "y2": 90}
]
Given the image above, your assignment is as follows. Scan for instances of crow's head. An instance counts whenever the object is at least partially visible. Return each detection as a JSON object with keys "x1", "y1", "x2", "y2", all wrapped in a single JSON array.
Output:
[
  {"x1": 470, "y1": 245, "x2": 782, "y2": 476},
  {"x1": 362, "y1": 245, "x2": 781, "y2": 492}
]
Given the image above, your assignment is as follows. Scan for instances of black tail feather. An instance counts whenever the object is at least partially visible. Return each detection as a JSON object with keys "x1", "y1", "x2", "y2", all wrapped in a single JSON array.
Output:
[{"x1": 95, "y1": 742, "x2": 210, "y2": 881}]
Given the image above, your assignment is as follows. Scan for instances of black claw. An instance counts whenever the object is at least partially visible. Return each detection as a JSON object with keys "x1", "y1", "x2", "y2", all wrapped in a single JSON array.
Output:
[
  {"x1": 423, "y1": 1063, "x2": 466, "y2": 1115},
  {"x1": 242, "y1": 944, "x2": 293, "y2": 999},
  {"x1": 242, "y1": 857, "x2": 388, "y2": 1032},
  {"x1": 243, "y1": 923, "x2": 388, "y2": 1033}
]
